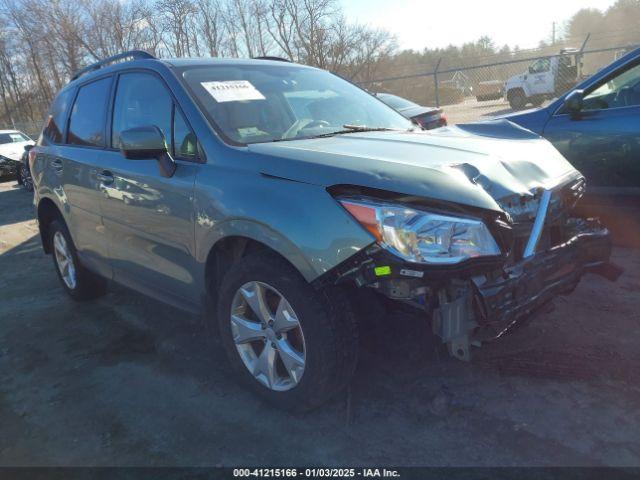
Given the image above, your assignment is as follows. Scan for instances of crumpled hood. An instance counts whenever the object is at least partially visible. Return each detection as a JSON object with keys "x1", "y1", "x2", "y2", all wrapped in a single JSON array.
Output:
[
  {"x1": 0, "y1": 141, "x2": 33, "y2": 161},
  {"x1": 248, "y1": 121, "x2": 580, "y2": 212}
]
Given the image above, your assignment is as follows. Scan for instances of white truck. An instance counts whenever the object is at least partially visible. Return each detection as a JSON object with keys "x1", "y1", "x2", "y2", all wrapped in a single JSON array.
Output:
[{"x1": 505, "y1": 48, "x2": 583, "y2": 110}]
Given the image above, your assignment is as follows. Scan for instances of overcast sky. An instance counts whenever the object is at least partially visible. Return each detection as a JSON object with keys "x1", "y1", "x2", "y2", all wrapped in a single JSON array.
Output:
[{"x1": 340, "y1": 0, "x2": 618, "y2": 50}]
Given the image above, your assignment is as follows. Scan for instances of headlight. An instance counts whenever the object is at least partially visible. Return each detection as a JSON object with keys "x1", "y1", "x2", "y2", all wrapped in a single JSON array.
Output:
[{"x1": 339, "y1": 199, "x2": 500, "y2": 264}]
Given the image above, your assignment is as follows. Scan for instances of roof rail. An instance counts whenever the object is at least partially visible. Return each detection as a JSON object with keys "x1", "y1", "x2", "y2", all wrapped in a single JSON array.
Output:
[
  {"x1": 252, "y1": 56, "x2": 291, "y2": 63},
  {"x1": 71, "y1": 50, "x2": 156, "y2": 81}
]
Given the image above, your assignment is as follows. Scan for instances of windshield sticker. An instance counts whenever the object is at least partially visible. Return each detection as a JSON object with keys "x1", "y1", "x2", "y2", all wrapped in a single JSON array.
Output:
[{"x1": 201, "y1": 80, "x2": 266, "y2": 103}]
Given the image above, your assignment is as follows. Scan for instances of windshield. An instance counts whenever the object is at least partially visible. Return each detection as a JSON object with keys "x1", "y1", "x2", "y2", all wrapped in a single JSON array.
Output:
[
  {"x1": 0, "y1": 132, "x2": 29, "y2": 144},
  {"x1": 377, "y1": 93, "x2": 419, "y2": 110},
  {"x1": 180, "y1": 64, "x2": 413, "y2": 144}
]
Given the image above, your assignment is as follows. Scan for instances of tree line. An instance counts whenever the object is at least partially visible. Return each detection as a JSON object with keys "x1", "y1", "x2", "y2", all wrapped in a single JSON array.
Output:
[
  {"x1": 0, "y1": 0, "x2": 396, "y2": 128},
  {"x1": 1, "y1": 0, "x2": 640, "y2": 131}
]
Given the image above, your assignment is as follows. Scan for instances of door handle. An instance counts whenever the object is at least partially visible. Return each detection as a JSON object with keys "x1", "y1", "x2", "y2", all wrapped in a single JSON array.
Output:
[
  {"x1": 97, "y1": 171, "x2": 114, "y2": 185},
  {"x1": 51, "y1": 158, "x2": 63, "y2": 172}
]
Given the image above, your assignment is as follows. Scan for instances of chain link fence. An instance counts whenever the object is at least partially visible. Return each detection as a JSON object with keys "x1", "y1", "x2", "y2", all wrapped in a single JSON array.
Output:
[
  {"x1": 2, "y1": 34, "x2": 639, "y2": 135},
  {"x1": 361, "y1": 36, "x2": 639, "y2": 125}
]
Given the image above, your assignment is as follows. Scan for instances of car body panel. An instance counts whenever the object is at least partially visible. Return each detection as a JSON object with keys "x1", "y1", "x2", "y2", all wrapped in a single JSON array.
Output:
[
  {"x1": 248, "y1": 125, "x2": 578, "y2": 212},
  {"x1": 31, "y1": 144, "x2": 115, "y2": 279},
  {"x1": 0, "y1": 130, "x2": 34, "y2": 178},
  {"x1": 375, "y1": 93, "x2": 445, "y2": 129},
  {"x1": 394, "y1": 104, "x2": 440, "y2": 119},
  {"x1": 0, "y1": 130, "x2": 34, "y2": 161},
  {"x1": 192, "y1": 161, "x2": 375, "y2": 283},
  {"x1": 500, "y1": 47, "x2": 640, "y2": 246},
  {"x1": 58, "y1": 146, "x2": 113, "y2": 278},
  {"x1": 98, "y1": 151, "x2": 201, "y2": 304}
]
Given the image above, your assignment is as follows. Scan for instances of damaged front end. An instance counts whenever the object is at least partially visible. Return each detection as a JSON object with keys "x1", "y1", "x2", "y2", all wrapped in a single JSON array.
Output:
[{"x1": 319, "y1": 175, "x2": 621, "y2": 361}]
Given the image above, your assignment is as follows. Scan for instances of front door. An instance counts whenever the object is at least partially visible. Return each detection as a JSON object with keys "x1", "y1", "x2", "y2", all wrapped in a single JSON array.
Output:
[
  {"x1": 543, "y1": 60, "x2": 640, "y2": 246},
  {"x1": 527, "y1": 58, "x2": 554, "y2": 96},
  {"x1": 100, "y1": 71, "x2": 202, "y2": 306}
]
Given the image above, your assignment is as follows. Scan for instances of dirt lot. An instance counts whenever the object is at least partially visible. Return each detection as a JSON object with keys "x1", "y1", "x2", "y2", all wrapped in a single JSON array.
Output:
[
  {"x1": 439, "y1": 96, "x2": 554, "y2": 125},
  {"x1": 1, "y1": 179, "x2": 640, "y2": 467}
]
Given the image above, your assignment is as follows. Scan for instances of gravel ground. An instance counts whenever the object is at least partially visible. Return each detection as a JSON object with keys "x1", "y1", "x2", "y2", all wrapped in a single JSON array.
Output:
[
  {"x1": 438, "y1": 96, "x2": 554, "y2": 125},
  {"x1": 1, "y1": 179, "x2": 640, "y2": 467}
]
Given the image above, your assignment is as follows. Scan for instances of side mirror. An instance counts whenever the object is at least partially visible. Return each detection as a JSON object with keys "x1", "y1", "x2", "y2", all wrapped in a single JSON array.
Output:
[
  {"x1": 24, "y1": 144, "x2": 34, "y2": 152},
  {"x1": 119, "y1": 126, "x2": 176, "y2": 178},
  {"x1": 564, "y1": 89, "x2": 584, "y2": 117}
]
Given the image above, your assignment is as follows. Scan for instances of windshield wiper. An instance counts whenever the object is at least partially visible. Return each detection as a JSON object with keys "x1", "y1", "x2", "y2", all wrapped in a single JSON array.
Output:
[
  {"x1": 309, "y1": 125, "x2": 403, "y2": 139},
  {"x1": 268, "y1": 125, "x2": 413, "y2": 143}
]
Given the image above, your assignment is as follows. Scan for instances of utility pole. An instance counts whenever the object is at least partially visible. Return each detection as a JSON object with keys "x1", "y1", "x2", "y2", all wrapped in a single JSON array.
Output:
[{"x1": 552, "y1": 22, "x2": 556, "y2": 45}]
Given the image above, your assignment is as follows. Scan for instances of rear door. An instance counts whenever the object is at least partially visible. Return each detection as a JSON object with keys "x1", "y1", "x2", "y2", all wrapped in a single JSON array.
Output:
[
  {"x1": 99, "y1": 71, "x2": 201, "y2": 306},
  {"x1": 58, "y1": 76, "x2": 114, "y2": 278},
  {"x1": 543, "y1": 60, "x2": 640, "y2": 246}
]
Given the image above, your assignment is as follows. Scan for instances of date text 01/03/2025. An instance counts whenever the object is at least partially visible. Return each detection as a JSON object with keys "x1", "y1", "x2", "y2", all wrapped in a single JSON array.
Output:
[{"x1": 232, "y1": 468, "x2": 401, "y2": 477}]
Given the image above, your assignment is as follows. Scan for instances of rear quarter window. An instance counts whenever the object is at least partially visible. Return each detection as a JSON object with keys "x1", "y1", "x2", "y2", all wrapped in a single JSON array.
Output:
[{"x1": 43, "y1": 88, "x2": 75, "y2": 143}]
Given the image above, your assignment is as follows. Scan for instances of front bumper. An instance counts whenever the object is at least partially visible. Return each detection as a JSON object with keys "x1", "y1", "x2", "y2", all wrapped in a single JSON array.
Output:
[
  {"x1": 0, "y1": 158, "x2": 19, "y2": 178},
  {"x1": 432, "y1": 218, "x2": 618, "y2": 360},
  {"x1": 475, "y1": 220, "x2": 612, "y2": 335},
  {"x1": 320, "y1": 214, "x2": 618, "y2": 361}
]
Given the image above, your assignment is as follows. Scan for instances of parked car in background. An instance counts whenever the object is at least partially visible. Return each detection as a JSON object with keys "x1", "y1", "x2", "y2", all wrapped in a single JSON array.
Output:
[
  {"x1": 31, "y1": 51, "x2": 618, "y2": 411},
  {"x1": 474, "y1": 80, "x2": 504, "y2": 102},
  {"x1": 0, "y1": 130, "x2": 34, "y2": 180},
  {"x1": 501, "y1": 46, "x2": 640, "y2": 247},
  {"x1": 375, "y1": 93, "x2": 447, "y2": 129},
  {"x1": 16, "y1": 144, "x2": 35, "y2": 191}
]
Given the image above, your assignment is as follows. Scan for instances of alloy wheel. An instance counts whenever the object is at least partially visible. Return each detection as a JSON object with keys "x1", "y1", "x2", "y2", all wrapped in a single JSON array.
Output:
[
  {"x1": 230, "y1": 281, "x2": 306, "y2": 391},
  {"x1": 53, "y1": 231, "x2": 77, "y2": 290}
]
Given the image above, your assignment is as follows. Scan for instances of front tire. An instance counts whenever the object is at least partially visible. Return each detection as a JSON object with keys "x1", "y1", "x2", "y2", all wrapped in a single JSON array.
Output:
[
  {"x1": 49, "y1": 219, "x2": 106, "y2": 301},
  {"x1": 508, "y1": 89, "x2": 527, "y2": 110},
  {"x1": 215, "y1": 252, "x2": 358, "y2": 411}
]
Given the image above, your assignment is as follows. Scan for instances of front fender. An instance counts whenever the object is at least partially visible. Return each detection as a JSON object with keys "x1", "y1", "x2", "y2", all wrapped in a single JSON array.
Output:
[
  {"x1": 506, "y1": 77, "x2": 531, "y2": 98},
  {"x1": 193, "y1": 165, "x2": 374, "y2": 282}
]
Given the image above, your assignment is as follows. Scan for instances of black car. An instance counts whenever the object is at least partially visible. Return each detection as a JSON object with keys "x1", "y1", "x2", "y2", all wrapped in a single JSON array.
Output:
[{"x1": 375, "y1": 93, "x2": 447, "y2": 129}]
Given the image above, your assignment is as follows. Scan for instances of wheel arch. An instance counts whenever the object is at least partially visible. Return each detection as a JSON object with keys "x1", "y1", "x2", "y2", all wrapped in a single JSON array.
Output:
[
  {"x1": 204, "y1": 234, "x2": 311, "y2": 301},
  {"x1": 37, "y1": 197, "x2": 64, "y2": 254},
  {"x1": 507, "y1": 87, "x2": 527, "y2": 100}
]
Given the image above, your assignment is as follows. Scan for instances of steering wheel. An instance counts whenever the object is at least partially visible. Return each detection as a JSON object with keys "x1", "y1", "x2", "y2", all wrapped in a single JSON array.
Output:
[{"x1": 281, "y1": 119, "x2": 331, "y2": 139}]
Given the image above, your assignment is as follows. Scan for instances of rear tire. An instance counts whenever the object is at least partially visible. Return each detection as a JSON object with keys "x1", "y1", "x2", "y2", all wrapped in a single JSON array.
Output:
[
  {"x1": 49, "y1": 219, "x2": 107, "y2": 301},
  {"x1": 20, "y1": 164, "x2": 33, "y2": 192},
  {"x1": 215, "y1": 252, "x2": 358, "y2": 411}
]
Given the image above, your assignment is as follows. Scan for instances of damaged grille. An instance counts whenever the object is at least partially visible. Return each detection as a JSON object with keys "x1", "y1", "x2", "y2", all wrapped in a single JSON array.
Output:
[{"x1": 500, "y1": 177, "x2": 586, "y2": 261}]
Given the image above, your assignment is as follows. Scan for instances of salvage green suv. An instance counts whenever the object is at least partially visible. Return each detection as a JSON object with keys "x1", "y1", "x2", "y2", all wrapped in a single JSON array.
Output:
[{"x1": 31, "y1": 51, "x2": 618, "y2": 410}]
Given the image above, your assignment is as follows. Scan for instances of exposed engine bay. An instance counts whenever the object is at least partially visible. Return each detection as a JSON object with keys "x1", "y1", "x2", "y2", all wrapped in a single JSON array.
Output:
[{"x1": 318, "y1": 174, "x2": 622, "y2": 361}]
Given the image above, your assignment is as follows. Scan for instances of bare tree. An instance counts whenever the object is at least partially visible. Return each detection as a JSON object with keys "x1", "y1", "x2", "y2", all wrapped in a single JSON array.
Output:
[{"x1": 0, "y1": 0, "x2": 398, "y2": 131}]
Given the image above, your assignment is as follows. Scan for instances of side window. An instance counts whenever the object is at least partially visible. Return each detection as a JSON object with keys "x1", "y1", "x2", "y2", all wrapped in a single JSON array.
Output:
[
  {"x1": 173, "y1": 108, "x2": 197, "y2": 159},
  {"x1": 43, "y1": 88, "x2": 74, "y2": 143},
  {"x1": 112, "y1": 73, "x2": 172, "y2": 150},
  {"x1": 530, "y1": 59, "x2": 550, "y2": 74},
  {"x1": 584, "y1": 62, "x2": 640, "y2": 110},
  {"x1": 68, "y1": 77, "x2": 112, "y2": 147}
]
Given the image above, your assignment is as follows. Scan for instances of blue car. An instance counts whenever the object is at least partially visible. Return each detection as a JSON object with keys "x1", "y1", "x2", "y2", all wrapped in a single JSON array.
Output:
[{"x1": 502, "y1": 47, "x2": 640, "y2": 246}]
